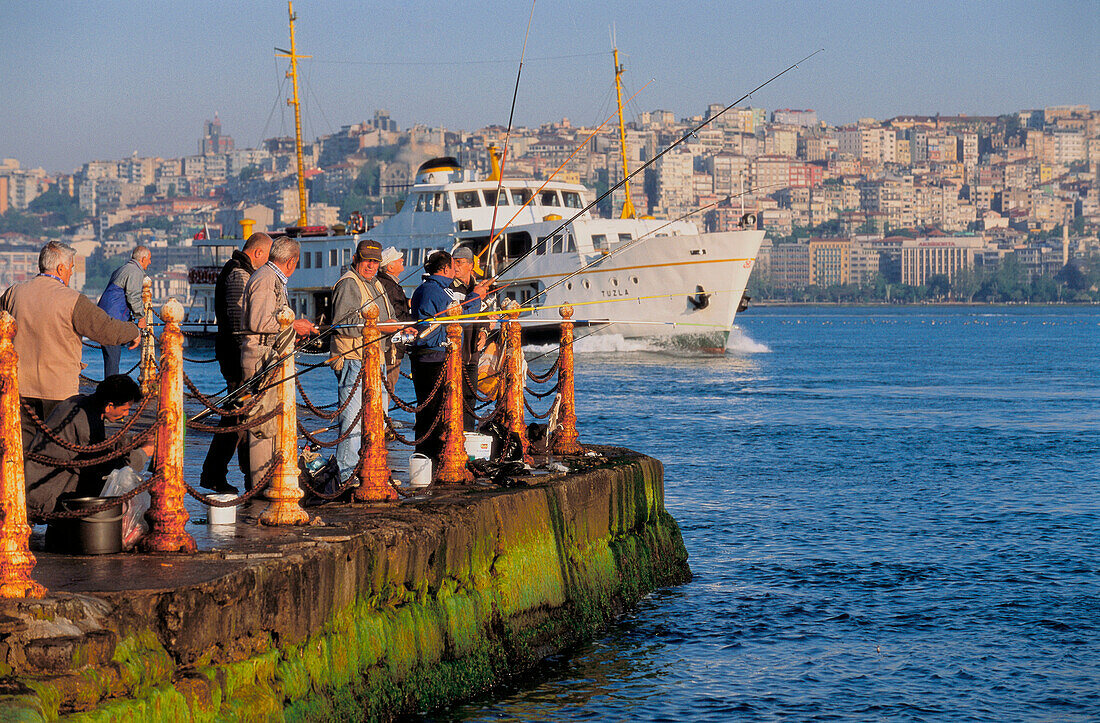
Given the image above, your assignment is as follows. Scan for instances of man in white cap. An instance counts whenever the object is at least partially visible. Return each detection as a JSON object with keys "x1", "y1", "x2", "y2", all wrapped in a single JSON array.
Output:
[{"x1": 376, "y1": 247, "x2": 412, "y2": 390}]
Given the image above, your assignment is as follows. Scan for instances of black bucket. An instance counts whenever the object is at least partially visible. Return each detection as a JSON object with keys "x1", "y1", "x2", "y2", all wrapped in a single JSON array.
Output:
[{"x1": 46, "y1": 497, "x2": 124, "y2": 555}]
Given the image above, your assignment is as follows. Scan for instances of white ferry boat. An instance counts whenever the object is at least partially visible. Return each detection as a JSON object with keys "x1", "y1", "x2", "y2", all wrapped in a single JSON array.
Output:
[{"x1": 277, "y1": 155, "x2": 762, "y2": 346}]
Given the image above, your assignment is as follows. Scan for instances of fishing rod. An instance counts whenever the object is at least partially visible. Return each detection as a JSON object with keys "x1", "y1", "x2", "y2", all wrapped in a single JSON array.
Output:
[
  {"x1": 408, "y1": 285, "x2": 750, "y2": 325},
  {"x1": 478, "y1": 79, "x2": 654, "y2": 276},
  {"x1": 490, "y1": 49, "x2": 824, "y2": 282},
  {"x1": 521, "y1": 181, "x2": 786, "y2": 310},
  {"x1": 486, "y1": 0, "x2": 537, "y2": 255}
]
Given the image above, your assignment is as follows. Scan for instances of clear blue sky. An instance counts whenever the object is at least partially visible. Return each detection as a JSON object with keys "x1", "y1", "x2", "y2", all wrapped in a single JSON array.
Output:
[{"x1": 3, "y1": 0, "x2": 1098, "y2": 173}]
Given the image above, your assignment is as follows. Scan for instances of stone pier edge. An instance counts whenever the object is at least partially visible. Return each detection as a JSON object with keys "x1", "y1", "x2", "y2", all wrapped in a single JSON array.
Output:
[{"x1": 0, "y1": 449, "x2": 691, "y2": 721}]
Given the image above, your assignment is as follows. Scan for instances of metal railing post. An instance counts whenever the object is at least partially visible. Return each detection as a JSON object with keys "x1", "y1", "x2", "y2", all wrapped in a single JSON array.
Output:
[
  {"x1": 0, "y1": 312, "x2": 45, "y2": 598},
  {"x1": 260, "y1": 308, "x2": 309, "y2": 525},
  {"x1": 551, "y1": 305, "x2": 582, "y2": 455},
  {"x1": 354, "y1": 304, "x2": 397, "y2": 501},
  {"x1": 500, "y1": 305, "x2": 532, "y2": 465},
  {"x1": 436, "y1": 303, "x2": 472, "y2": 483},
  {"x1": 141, "y1": 300, "x2": 196, "y2": 552},
  {"x1": 139, "y1": 278, "x2": 157, "y2": 396}
]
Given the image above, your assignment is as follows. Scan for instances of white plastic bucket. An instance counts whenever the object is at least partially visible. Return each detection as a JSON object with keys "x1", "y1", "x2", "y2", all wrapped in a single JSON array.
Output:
[
  {"x1": 464, "y1": 433, "x2": 493, "y2": 461},
  {"x1": 207, "y1": 494, "x2": 237, "y2": 525},
  {"x1": 409, "y1": 454, "x2": 432, "y2": 487}
]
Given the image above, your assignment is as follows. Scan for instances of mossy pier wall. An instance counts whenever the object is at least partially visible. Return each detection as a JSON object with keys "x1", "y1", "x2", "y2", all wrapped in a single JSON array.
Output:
[{"x1": 0, "y1": 449, "x2": 690, "y2": 721}]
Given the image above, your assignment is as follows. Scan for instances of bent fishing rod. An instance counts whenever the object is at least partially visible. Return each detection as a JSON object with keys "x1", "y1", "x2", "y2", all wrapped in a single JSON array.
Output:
[
  {"x1": 489, "y1": 49, "x2": 824, "y2": 283},
  {"x1": 523, "y1": 181, "x2": 787, "y2": 310},
  {"x1": 477, "y1": 79, "x2": 654, "y2": 275}
]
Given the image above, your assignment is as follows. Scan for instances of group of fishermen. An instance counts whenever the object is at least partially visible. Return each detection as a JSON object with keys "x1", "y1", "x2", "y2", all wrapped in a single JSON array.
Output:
[
  {"x1": 199, "y1": 231, "x2": 491, "y2": 495},
  {"x1": 1, "y1": 235, "x2": 496, "y2": 520}
]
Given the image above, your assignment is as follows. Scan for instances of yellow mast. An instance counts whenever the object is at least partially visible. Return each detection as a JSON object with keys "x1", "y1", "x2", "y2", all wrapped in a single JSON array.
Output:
[
  {"x1": 276, "y1": 1, "x2": 311, "y2": 227},
  {"x1": 613, "y1": 47, "x2": 636, "y2": 219}
]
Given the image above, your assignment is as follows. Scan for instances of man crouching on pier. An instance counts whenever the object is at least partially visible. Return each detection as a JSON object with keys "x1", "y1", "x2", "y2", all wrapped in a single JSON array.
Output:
[{"x1": 23, "y1": 375, "x2": 155, "y2": 521}]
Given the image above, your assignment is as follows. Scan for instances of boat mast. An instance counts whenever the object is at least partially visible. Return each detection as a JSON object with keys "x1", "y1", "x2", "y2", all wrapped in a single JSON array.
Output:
[
  {"x1": 613, "y1": 47, "x2": 636, "y2": 219},
  {"x1": 276, "y1": 1, "x2": 310, "y2": 227}
]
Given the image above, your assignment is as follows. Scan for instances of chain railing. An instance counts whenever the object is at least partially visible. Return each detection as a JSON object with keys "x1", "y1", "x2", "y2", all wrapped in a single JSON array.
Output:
[{"x1": 0, "y1": 292, "x2": 587, "y2": 598}]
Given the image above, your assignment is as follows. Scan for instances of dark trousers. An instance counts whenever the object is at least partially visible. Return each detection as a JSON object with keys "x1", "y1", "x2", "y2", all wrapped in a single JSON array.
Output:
[
  {"x1": 20, "y1": 397, "x2": 61, "y2": 452},
  {"x1": 200, "y1": 338, "x2": 250, "y2": 486},
  {"x1": 101, "y1": 344, "x2": 123, "y2": 377},
  {"x1": 462, "y1": 361, "x2": 479, "y2": 431},
  {"x1": 411, "y1": 356, "x2": 446, "y2": 461}
]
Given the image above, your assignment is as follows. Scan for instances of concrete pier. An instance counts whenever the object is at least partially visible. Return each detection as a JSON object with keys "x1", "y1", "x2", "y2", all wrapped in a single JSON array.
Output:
[{"x1": 0, "y1": 448, "x2": 689, "y2": 721}]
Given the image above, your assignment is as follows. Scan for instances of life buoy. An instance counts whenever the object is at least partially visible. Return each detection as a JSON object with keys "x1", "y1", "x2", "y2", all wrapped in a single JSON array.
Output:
[
  {"x1": 347, "y1": 211, "x2": 365, "y2": 234},
  {"x1": 739, "y1": 212, "x2": 757, "y2": 228}
]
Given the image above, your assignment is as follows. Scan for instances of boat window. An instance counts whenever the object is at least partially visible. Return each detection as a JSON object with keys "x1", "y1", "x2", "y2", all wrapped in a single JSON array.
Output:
[
  {"x1": 343, "y1": 248, "x2": 351, "y2": 263},
  {"x1": 510, "y1": 188, "x2": 532, "y2": 205},
  {"x1": 302, "y1": 252, "x2": 311, "y2": 269},
  {"x1": 433, "y1": 192, "x2": 450, "y2": 211},
  {"x1": 505, "y1": 232, "x2": 532, "y2": 258},
  {"x1": 535, "y1": 237, "x2": 546, "y2": 255},
  {"x1": 540, "y1": 190, "x2": 561, "y2": 206},
  {"x1": 314, "y1": 251, "x2": 322, "y2": 268},
  {"x1": 565, "y1": 233, "x2": 576, "y2": 252},
  {"x1": 329, "y1": 249, "x2": 338, "y2": 266},
  {"x1": 454, "y1": 190, "x2": 482, "y2": 209},
  {"x1": 562, "y1": 191, "x2": 582, "y2": 208},
  {"x1": 413, "y1": 194, "x2": 428, "y2": 212},
  {"x1": 483, "y1": 189, "x2": 509, "y2": 206},
  {"x1": 591, "y1": 234, "x2": 607, "y2": 250},
  {"x1": 550, "y1": 234, "x2": 563, "y2": 253},
  {"x1": 618, "y1": 233, "x2": 633, "y2": 244}
]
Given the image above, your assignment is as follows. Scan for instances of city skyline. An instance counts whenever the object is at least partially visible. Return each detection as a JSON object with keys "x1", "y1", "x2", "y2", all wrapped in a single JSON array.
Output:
[{"x1": 3, "y1": 0, "x2": 1099, "y2": 173}]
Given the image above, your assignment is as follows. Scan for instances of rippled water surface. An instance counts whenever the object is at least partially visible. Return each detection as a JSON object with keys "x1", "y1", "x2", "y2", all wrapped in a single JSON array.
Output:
[{"x1": 430, "y1": 306, "x2": 1100, "y2": 722}]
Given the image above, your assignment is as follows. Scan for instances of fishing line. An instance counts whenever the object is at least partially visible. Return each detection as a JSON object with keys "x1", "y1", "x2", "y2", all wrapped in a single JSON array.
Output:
[
  {"x1": 487, "y1": 0, "x2": 538, "y2": 254},
  {"x1": 523, "y1": 182, "x2": 785, "y2": 309},
  {"x1": 492, "y1": 48, "x2": 825, "y2": 281}
]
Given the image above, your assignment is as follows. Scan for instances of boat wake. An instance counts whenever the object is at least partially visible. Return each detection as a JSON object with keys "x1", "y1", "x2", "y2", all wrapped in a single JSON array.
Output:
[{"x1": 726, "y1": 326, "x2": 770, "y2": 354}]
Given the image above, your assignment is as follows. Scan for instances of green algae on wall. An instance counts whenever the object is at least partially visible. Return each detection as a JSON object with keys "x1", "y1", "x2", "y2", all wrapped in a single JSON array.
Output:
[{"x1": 0, "y1": 451, "x2": 690, "y2": 721}]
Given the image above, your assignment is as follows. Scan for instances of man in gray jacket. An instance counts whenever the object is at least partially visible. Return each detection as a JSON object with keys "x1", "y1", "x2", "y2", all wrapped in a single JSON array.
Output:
[
  {"x1": 1, "y1": 241, "x2": 142, "y2": 450},
  {"x1": 240, "y1": 236, "x2": 316, "y2": 491},
  {"x1": 97, "y1": 245, "x2": 151, "y2": 377}
]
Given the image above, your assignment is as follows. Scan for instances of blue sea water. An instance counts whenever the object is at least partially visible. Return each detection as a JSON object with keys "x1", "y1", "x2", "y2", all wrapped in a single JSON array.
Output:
[{"x1": 436, "y1": 305, "x2": 1100, "y2": 722}]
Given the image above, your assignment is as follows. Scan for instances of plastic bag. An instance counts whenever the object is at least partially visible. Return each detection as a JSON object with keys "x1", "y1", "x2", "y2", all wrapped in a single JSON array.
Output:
[{"x1": 102, "y1": 467, "x2": 149, "y2": 549}]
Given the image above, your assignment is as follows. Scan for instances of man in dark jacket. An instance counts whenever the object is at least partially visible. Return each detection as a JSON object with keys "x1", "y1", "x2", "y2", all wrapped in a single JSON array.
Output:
[
  {"x1": 377, "y1": 246, "x2": 412, "y2": 390},
  {"x1": 409, "y1": 251, "x2": 490, "y2": 462},
  {"x1": 96, "y1": 246, "x2": 151, "y2": 376},
  {"x1": 199, "y1": 232, "x2": 272, "y2": 494},
  {"x1": 24, "y1": 375, "x2": 154, "y2": 521}
]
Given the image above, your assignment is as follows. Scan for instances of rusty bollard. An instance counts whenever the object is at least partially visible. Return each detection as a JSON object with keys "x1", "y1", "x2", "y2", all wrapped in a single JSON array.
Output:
[
  {"x1": 436, "y1": 303, "x2": 473, "y2": 483},
  {"x1": 354, "y1": 304, "x2": 397, "y2": 501},
  {"x1": 261, "y1": 308, "x2": 309, "y2": 525},
  {"x1": 139, "y1": 278, "x2": 157, "y2": 396},
  {"x1": 500, "y1": 305, "x2": 532, "y2": 465},
  {"x1": 142, "y1": 299, "x2": 196, "y2": 553},
  {"x1": 551, "y1": 305, "x2": 583, "y2": 455},
  {"x1": 0, "y1": 312, "x2": 45, "y2": 598}
]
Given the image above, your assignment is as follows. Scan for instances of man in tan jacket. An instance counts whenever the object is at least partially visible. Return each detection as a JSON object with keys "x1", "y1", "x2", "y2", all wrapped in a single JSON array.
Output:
[
  {"x1": 328, "y1": 239, "x2": 405, "y2": 479},
  {"x1": 239, "y1": 236, "x2": 316, "y2": 491},
  {"x1": 0, "y1": 241, "x2": 142, "y2": 449}
]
